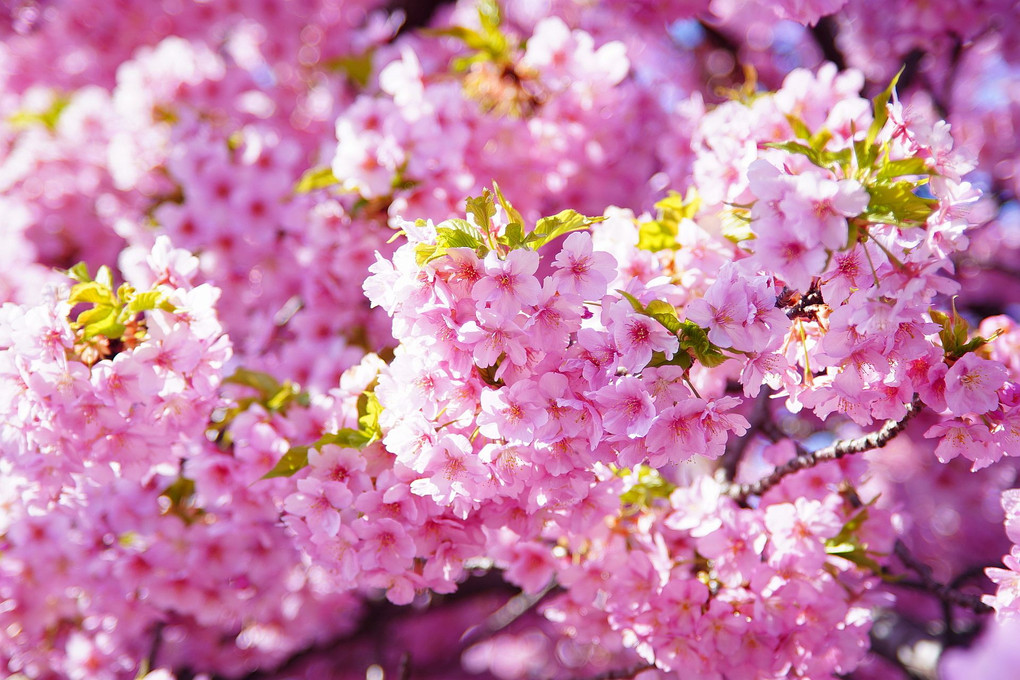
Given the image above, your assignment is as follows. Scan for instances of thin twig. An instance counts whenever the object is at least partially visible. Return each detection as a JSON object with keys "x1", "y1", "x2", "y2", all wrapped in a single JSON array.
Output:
[
  {"x1": 460, "y1": 580, "x2": 559, "y2": 649},
  {"x1": 728, "y1": 396, "x2": 923, "y2": 500},
  {"x1": 397, "y1": 651, "x2": 412, "y2": 680},
  {"x1": 568, "y1": 662, "x2": 656, "y2": 680},
  {"x1": 809, "y1": 16, "x2": 847, "y2": 71},
  {"x1": 720, "y1": 386, "x2": 773, "y2": 482},
  {"x1": 776, "y1": 284, "x2": 826, "y2": 321},
  {"x1": 893, "y1": 540, "x2": 993, "y2": 615}
]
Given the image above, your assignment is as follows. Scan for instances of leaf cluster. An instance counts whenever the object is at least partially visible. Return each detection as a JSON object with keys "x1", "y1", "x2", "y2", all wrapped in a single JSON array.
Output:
[
  {"x1": 617, "y1": 291, "x2": 728, "y2": 370},
  {"x1": 767, "y1": 69, "x2": 938, "y2": 234},
  {"x1": 824, "y1": 507, "x2": 884, "y2": 573},
  {"x1": 427, "y1": 0, "x2": 512, "y2": 72},
  {"x1": 930, "y1": 299, "x2": 1003, "y2": 360},
  {"x1": 636, "y1": 188, "x2": 700, "y2": 252},
  {"x1": 414, "y1": 184, "x2": 604, "y2": 266},
  {"x1": 65, "y1": 262, "x2": 174, "y2": 342},
  {"x1": 261, "y1": 391, "x2": 383, "y2": 479},
  {"x1": 616, "y1": 465, "x2": 677, "y2": 510}
]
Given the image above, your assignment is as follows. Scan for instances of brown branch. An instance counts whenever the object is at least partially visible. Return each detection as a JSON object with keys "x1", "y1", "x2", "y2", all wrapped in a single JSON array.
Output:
[
  {"x1": 893, "y1": 540, "x2": 993, "y2": 615},
  {"x1": 809, "y1": 16, "x2": 846, "y2": 71},
  {"x1": 728, "y1": 395, "x2": 923, "y2": 500},
  {"x1": 459, "y1": 579, "x2": 559, "y2": 649},
  {"x1": 388, "y1": 0, "x2": 453, "y2": 35},
  {"x1": 777, "y1": 284, "x2": 825, "y2": 320},
  {"x1": 720, "y1": 386, "x2": 773, "y2": 481},
  {"x1": 569, "y1": 662, "x2": 656, "y2": 680}
]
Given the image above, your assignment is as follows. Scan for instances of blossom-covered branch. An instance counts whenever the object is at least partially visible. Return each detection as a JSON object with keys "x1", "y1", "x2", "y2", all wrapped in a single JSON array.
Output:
[{"x1": 728, "y1": 395, "x2": 925, "y2": 500}]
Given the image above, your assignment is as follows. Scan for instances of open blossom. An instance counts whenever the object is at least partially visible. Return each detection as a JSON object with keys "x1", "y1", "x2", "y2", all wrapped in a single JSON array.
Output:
[
  {"x1": 685, "y1": 263, "x2": 755, "y2": 349},
  {"x1": 782, "y1": 172, "x2": 869, "y2": 250},
  {"x1": 924, "y1": 417, "x2": 1002, "y2": 470},
  {"x1": 645, "y1": 398, "x2": 709, "y2": 464},
  {"x1": 5, "y1": 1, "x2": 1019, "y2": 675},
  {"x1": 472, "y1": 249, "x2": 542, "y2": 315},
  {"x1": 477, "y1": 380, "x2": 549, "y2": 444},
  {"x1": 985, "y1": 546, "x2": 1020, "y2": 622},
  {"x1": 606, "y1": 299, "x2": 679, "y2": 372},
  {"x1": 595, "y1": 376, "x2": 656, "y2": 437},
  {"x1": 552, "y1": 232, "x2": 618, "y2": 300},
  {"x1": 409, "y1": 434, "x2": 489, "y2": 515},
  {"x1": 944, "y1": 352, "x2": 1007, "y2": 415}
]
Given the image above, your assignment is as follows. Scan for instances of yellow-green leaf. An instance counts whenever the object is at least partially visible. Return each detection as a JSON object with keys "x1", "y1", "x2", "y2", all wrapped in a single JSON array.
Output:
[
  {"x1": 294, "y1": 166, "x2": 339, "y2": 194},
  {"x1": 262, "y1": 446, "x2": 310, "y2": 479}
]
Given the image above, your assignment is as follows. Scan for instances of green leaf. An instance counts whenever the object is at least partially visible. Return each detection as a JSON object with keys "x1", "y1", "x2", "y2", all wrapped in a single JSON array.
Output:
[
  {"x1": 645, "y1": 300, "x2": 682, "y2": 334},
  {"x1": 766, "y1": 140, "x2": 819, "y2": 164},
  {"x1": 617, "y1": 289, "x2": 646, "y2": 314},
  {"x1": 266, "y1": 381, "x2": 303, "y2": 412},
  {"x1": 530, "y1": 209, "x2": 604, "y2": 250},
  {"x1": 68, "y1": 281, "x2": 114, "y2": 306},
  {"x1": 357, "y1": 391, "x2": 383, "y2": 443},
  {"x1": 414, "y1": 218, "x2": 488, "y2": 266},
  {"x1": 620, "y1": 465, "x2": 677, "y2": 507},
  {"x1": 436, "y1": 222, "x2": 485, "y2": 249},
  {"x1": 824, "y1": 507, "x2": 884, "y2": 573},
  {"x1": 415, "y1": 243, "x2": 441, "y2": 267},
  {"x1": 466, "y1": 190, "x2": 497, "y2": 232},
  {"x1": 426, "y1": 25, "x2": 491, "y2": 52},
  {"x1": 864, "y1": 180, "x2": 937, "y2": 227},
  {"x1": 766, "y1": 140, "x2": 852, "y2": 172},
  {"x1": 503, "y1": 221, "x2": 526, "y2": 248},
  {"x1": 294, "y1": 166, "x2": 339, "y2": 194},
  {"x1": 865, "y1": 67, "x2": 904, "y2": 151},
  {"x1": 721, "y1": 210, "x2": 756, "y2": 244},
  {"x1": 677, "y1": 321, "x2": 728, "y2": 368},
  {"x1": 66, "y1": 262, "x2": 92, "y2": 284},
  {"x1": 320, "y1": 428, "x2": 373, "y2": 449},
  {"x1": 327, "y1": 50, "x2": 374, "y2": 87},
  {"x1": 160, "y1": 477, "x2": 196, "y2": 508},
  {"x1": 492, "y1": 181, "x2": 525, "y2": 230},
  {"x1": 877, "y1": 157, "x2": 931, "y2": 180},
  {"x1": 477, "y1": 0, "x2": 503, "y2": 34},
  {"x1": 830, "y1": 508, "x2": 869, "y2": 546},
  {"x1": 78, "y1": 306, "x2": 125, "y2": 339},
  {"x1": 224, "y1": 368, "x2": 284, "y2": 401},
  {"x1": 262, "y1": 446, "x2": 310, "y2": 479},
  {"x1": 261, "y1": 428, "x2": 373, "y2": 480},
  {"x1": 654, "y1": 189, "x2": 701, "y2": 224},
  {"x1": 8, "y1": 94, "x2": 69, "y2": 131},
  {"x1": 648, "y1": 350, "x2": 693, "y2": 370},
  {"x1": 809, "y1": 128, "x2": 833, "y2": 153},
  {"x1": 785, "y1": 114, "x2": 812, "y2": 141},
  {"x1": 637, "y1": 219, "x2": 678, "y2": 252},
  {"x1": 128, "y1": 290, "x2": 165, "y2": 314}
]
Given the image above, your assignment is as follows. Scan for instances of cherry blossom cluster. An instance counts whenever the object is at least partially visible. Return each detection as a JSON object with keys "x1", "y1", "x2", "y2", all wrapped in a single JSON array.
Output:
[{"x1": 4, "y1": 0, "x2": 1020, "y2": 678}]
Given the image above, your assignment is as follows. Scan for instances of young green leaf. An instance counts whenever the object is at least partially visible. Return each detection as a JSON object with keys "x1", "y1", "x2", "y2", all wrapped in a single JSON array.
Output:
[
  {"x1": 357, "y1": 391, "x2": 383, "y2": 443},
  {"x1": 294, "y1": 166, "x2": 339, "y2": 194},
  {"x1": 637, "y1": 219, "x2": 678, "y2": 252},
  {"x1": 492, "y1": 181, "x2": 525, "y2": 229},
  {"x1": 262, "y1": 445, "x2": 310, "y2": 479},
  {"x1": 466, "y1": 190, "x2": 497, "y2": 232},
  {"x1": 529, "y1": 209, "x2": 604, "y2": 250},
  {"x1": 865, "y1": 67, "x2": 904, "y2": 151}
]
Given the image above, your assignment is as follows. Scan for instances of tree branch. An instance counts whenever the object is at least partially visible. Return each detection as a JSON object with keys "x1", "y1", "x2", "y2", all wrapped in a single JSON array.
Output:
[
  {"x1": 777, "y1": 283, "x2": 826, "y2": 321},
  {"x1": 727, "y1": 395, "x2": 923, "y2": 500},
  {"x1": 459, "y1": 579, "x2": 559, "y2": 649},
  {"x1": 569, "y1": 662, "x2": 656, "y2": 680},
  {"x1": 809, "y1": 16, "x2": 847, "y2": 71},
  {"x1": 720, "y1": 386, "x2": 773, "y2": 481},
  {"x1": 893, "y1": 540, "x2": 993, "y2": 615}
]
